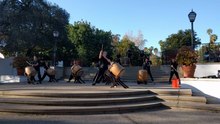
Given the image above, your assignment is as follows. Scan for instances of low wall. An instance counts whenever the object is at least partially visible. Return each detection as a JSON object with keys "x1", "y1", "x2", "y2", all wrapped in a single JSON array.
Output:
[{"x1": 194, "y1": 63, "x2": 220, "y2": 77}]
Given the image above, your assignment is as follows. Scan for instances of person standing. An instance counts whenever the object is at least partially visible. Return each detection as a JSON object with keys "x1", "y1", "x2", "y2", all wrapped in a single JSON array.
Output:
[
  {"x1": 33, "y1": 55, "x2": 42, "y2": 84},
  {"x1": 168, "y1": 58, "x2": 181, "y2": 85},
  {"x1": 92, "y1": 50, "x2": 111, "y2": 85},
  {"x1": 143, "y1": 57, "x2": 154, "y2": 82}
]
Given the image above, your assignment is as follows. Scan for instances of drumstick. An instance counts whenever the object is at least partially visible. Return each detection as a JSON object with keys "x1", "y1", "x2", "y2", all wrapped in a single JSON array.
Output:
[
  {"x1": 171, "y1": 66, "x2": 177, "y2": 72},
  {"x1": 101, "y1": 44, "x2": 103, "y2": 50},
  {"x1": 26, "y1": 61, "x2": 33, "y2": 66}
]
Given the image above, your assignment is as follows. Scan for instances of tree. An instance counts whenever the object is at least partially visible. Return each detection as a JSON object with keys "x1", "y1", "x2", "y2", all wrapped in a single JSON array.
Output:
[
  {"x1": 207, "y1": 28, "x2": 218, "y2": 44},
  {"x1": 0, "y1": 0, "x2": 70, "y2": 59},
  {"x1": 67, "y1": 21, "x2": 113, "y2": 66},
  {"x1": 124, "y1": 30, "x2": 146, "y2": 50},
  {"x1": 159, "y1": 29, "x2": 201, "y2": 51},
  {"x1": 159, "y1": 29, "x2": 201, "y2": 64},
  {"x1": 113, "y1": 36, "x2": 141, "y2": 66}
]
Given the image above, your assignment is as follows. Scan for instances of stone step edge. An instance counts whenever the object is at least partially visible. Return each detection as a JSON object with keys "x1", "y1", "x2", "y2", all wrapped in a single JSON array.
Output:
[
  {"x1": 149, "y1": 89, "x2": 192, "y2": 96},
  {"x1": 1, "y1": 90, "x2": 151, "y2": 98},
  {"x1": 157, "y1": 95, "x2": 207, "y2": 103},
  {"x1": 1, "y1": 89, "x2": 192, "y2": 97},
  {"x1": 0, "y1": 95, "x2": 159, "y2": 106},
  {"x1": 163, "y1": 102, "x2": 220, "y2": 112},
  {"x1": 0, "y1": 102, "x2": 164, "y2": 115}
]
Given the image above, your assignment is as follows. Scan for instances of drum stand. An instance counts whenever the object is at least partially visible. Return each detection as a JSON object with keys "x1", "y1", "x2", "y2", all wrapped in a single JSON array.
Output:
[
  {"x1": 105, "y1": 72, "x2": 129, "y2": 89},
  {"x1": 73, "y1": 75, "x2": 85, "y2": 84},
  {"x1": 112, "y1": 77, "x2": 129, "y2": 89}
]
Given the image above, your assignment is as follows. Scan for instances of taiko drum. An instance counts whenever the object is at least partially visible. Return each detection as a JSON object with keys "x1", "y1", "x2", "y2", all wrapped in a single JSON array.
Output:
[
  {"x1": 25, "y1": 66, "x2": 37, "y2": 77},
  {"x1": 137, "y1": 69, "x2": 148, "y2": 82},
  {"x1": 46, "y1": 68, "x2": 56, "y2": 75},
  {"x1": 108, "y1": 62, "x2": 125, "y2": 78},
  {"x1": 71, "y1": 65, "x2": 83, "y2": 76}
]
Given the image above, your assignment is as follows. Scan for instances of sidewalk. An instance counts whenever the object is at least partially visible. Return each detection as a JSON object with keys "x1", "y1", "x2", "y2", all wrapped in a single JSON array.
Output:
[{"x1": 0, "y1": 108, "x2": 219, "y2": 124}]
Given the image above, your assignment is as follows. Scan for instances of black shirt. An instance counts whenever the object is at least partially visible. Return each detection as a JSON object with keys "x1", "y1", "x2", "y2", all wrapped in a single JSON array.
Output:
[
  {"x1": 33, "y1": 60, "x2": 41, "y2": 71},
  {"x1": 99, "y1": 57, "x2": 110, "y2": 70},
  {"x1": 143, "y1": 60, "x2": 152, "y2": 70},
  {"x1": 171, "y1": 61, "x2": 178, "y2": 71}
]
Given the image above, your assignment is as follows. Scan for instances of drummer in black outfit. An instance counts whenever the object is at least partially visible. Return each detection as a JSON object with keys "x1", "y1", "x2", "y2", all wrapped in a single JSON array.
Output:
[
  {"x1": 143, "y1": 57, "x2": 154, "y2": 82},
  {"x1": 33, "y1": 56, "x2": 42, "y2": 84},
  {"x1": 92, "y1": 50, "x2": 111, "y2": 85},
  {"x1": 168, "y1": 58, "x2": 181, "y2": 85},
  {"x1": 41, "y1": 62, "x2": 56, "y2": 82}
]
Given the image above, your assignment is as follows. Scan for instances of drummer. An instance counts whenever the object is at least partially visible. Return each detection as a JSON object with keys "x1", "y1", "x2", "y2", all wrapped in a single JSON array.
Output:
[
  {"x1": 67, "y1": 60, "x2": 84, "y2": 83},
  {"x1": 41, "y1": 62, "x2": 56, "y2": 82},
  {"x1": 92, "y1": 50, "x2": 111, "y2": 85},
  {"x1": 32, "y1": 55, "x2": 42, "y2": 84}
]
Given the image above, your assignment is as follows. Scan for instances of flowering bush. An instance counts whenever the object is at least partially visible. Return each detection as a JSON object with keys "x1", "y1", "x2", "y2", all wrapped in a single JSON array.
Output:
[{"x1": 176, "y1": 46, "x2": 198, "y2": 66}]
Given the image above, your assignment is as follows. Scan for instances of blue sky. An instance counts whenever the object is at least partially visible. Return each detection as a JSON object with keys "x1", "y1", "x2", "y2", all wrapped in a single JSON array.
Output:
[{"x1": 48, "y1": 0, "x2": 219, "y2": 50}]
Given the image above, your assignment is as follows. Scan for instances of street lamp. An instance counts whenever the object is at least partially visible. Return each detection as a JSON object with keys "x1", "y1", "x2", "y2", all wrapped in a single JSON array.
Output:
[
  {"x1": 188, "y1": 9, "x2": 197, "y2": 49},
  {"x1": 53, "y1": 31, "x2": 59, "y2": 67}
]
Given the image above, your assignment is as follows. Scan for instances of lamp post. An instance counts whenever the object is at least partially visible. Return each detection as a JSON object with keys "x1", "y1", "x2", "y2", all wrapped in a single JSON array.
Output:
[
  {"x1": 188, "y1": 10, "x2": 197, "y2": 50},
  {"x1": 53, "y1": 31, "x2": 59, "y2": 68}
]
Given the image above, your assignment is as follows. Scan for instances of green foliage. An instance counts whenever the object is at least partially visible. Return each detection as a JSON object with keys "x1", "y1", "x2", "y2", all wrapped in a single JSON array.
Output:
[
  {"x1": 67, "y1": 21, "x2": 113, "y2": 66},
  {"x1": 150, "y1": 55, "x2": 162, "y2": 66},
  {"x1": 207, "y1": 28, "x2": 218, "y2": 44},
  {"x1": 159, "y1": 29, "x2": 201, "y2": 64},
  {"x1": 114, "y1": 37, "x2": 133, "y2": 57},
  {"x1": 0, "y1": 0, "x2": 70, "y2": 59},
  {"x1": 159, "y1": 29, "x2": 201, "y2": 51},
  {"x1": 176, "y1": 46, "x2": 198, "y2": 66},
  {"x1": 112, "y1": 36, "x2": 141, "y2": 66}
]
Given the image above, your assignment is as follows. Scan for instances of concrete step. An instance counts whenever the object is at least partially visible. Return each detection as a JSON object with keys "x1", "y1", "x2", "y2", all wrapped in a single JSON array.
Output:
[
  {"x1": 163, "y1": 101, "x2": 220, "y2": 112},
  {"x1": 157, "y1": 95, "x2": 207, "y2": 103},
  {"x1": 0, "y1": 88, "x2": 167, "y2": 114},
  {"x1": 0, "y1": 90, "x2": 152, "y2": 98},
  {"x1": 149, "y1": 89, "x2": 192, "y2": 96},
  {"x1": 0, "y1": 94, "x2": 159, "y2": 106},
  {"x1": 0, "y1": 102, "x2": 165, "y2": 115},
  {"x1": 0, "y1": 86, "x2": 216, "y2": 115}
]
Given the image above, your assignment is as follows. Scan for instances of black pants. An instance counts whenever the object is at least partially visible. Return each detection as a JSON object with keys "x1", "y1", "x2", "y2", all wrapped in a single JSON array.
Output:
[
  {"x1": 93, "y1": 68, "x2": 107, "y2": 84},
  {"x1": 35, "y1": 69, "x2": 41, "y2": 83},
  {"x1": 146, "y1": 68, "x2": 154, "y2": 81},
  {"x1": 169, "y1": 71, "x2": 180, "y2": 84},
  {"x1": 41, "y1": 71, "x2": 56, "y2": 82}
]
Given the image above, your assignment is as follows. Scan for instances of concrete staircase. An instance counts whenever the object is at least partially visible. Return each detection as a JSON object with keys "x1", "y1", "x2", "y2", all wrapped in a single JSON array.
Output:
[
  {"x1": 0, "y1": 86, "x2": 218, "y2": 115},
  {"x1": 0, "y1": 88, "x2": 164, "y2": 114}
]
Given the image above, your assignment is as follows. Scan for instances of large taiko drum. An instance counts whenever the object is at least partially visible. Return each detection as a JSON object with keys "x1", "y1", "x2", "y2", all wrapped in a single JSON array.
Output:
[
  {"x1": 71, "y1": 65, "x2": 83, "y2": 76},
  {"x1": 25, "y1": 66, "x2": 36, "y2": 77},
  {"x1": 108, "y1": 62, "x2": 125, "y2": 78},
  {"x1": 46, "y1": 68, "x2": 56, "y2": 76},
  {"x1": 137, "y1": 69, "x2": 148, "y2": 82}
]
